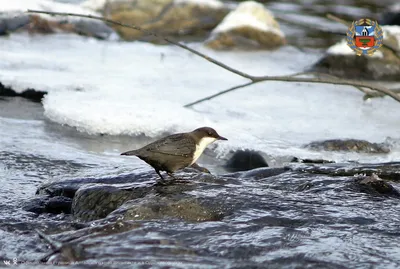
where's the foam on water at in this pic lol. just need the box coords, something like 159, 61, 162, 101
1, 33, 400, 162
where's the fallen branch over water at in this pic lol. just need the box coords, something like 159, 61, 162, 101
27, 10, 400, 106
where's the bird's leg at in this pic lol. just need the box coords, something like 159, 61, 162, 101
155, 170, 175, 186
155, 170, 165, 181
167, 172, 178, 180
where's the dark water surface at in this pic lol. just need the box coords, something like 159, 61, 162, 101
1, 0, 400, 268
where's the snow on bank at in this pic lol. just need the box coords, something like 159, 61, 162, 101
43, 92, 210, 137
211, 1, 284, 37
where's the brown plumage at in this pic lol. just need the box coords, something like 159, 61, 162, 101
121, 127, 227, 181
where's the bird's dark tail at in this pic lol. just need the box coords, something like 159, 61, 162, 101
120, 149, 140, 156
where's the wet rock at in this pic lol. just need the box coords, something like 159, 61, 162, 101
291, 157, 334, 164
221, 166, 288, 180
239, 167, 288, 179
290, 162, 400, 181
26, 15, 117, 40
71, 169, 219, 222
0, 2, 117, 40
46, 196, 73, 214
22, 196, 48, 214
224, 149, 268, 172
0, 12, 30, 35
37, 171, 155, 198
35, 165, 289, 222
0, 82, 46, 102
354, 173, 400, 197
380, 3, 400, 26
22, 196, 72, 214
304, 139, 390, 153
70, 19, 117, 40
111, 196, 224, 222
205, 1, 285, 50
98, 0, 229, 42
72, 182, 153, 222
311, 26, 400, 81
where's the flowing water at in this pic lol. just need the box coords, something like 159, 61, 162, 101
1, 0, 400, 268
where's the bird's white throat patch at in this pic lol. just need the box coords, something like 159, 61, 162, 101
191, 137, 217, 164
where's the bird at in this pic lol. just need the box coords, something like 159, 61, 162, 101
121, 127, 227, 181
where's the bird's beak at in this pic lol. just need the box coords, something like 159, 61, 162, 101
217, 135, 228, 141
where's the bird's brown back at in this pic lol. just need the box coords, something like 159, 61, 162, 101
134, 133, 197, 172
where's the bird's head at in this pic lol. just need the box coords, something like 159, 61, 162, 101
191, 127, 228, 146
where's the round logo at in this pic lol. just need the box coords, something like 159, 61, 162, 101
346, 18, 383, 56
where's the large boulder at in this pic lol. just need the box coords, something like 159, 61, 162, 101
311, 26, 400, 81
290, 162, 400, 181
380, 3, 400, 26
205, 1, 285, 50
85, 0, 229, 42
353, 173, 400, 197
304, 139, 390, 154
224, 149, 268, 172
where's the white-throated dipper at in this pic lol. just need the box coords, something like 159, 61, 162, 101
121, 127, 227, 181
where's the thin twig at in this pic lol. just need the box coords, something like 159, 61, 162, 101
186, 74, 400, 107
326, 13, 350, 27
364, 88, 400, 99
290, 71, 373, 95
26, 10, 400, 106
276, 14, 346, 36
184, 81, 258, 107
252, 75, 400, 102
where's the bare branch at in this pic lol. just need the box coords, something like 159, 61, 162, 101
290, 72, 373, 95
184, 81, 258, 108
364, 88, 400, 99
253, 75, 400, 102
185, 73, 400, 107
326, 13, 350, 27
26, 10, 400, 106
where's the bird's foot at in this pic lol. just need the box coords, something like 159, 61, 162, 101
154, 173, 190, 185
166, 172, 178, 180
168, 174, 192, 184
155, 178, 175, 186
